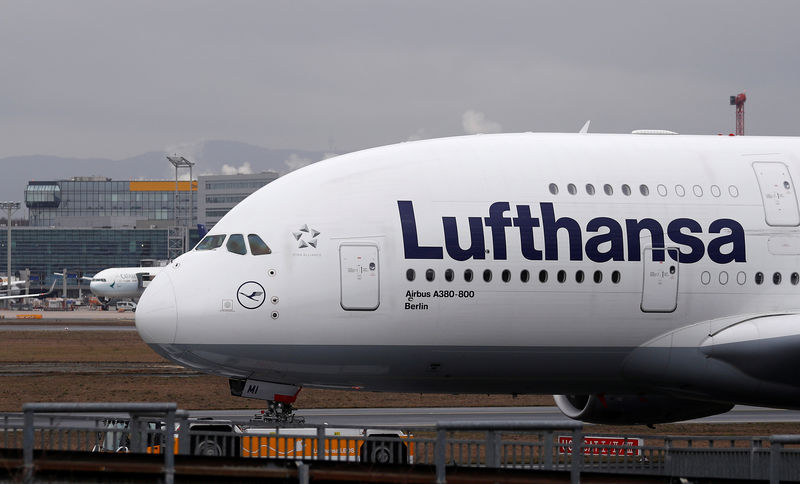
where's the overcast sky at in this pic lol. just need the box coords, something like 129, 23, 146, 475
1, 1, 798, 159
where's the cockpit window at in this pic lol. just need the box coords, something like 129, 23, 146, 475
226, 234, 247, 255
248, 234, 272, 255
196, 234, 226, 251
92, 278, 106, 282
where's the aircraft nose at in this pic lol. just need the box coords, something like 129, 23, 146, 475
135, 269, 177, 344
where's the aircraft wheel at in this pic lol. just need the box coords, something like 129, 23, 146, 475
194, 439, 223, 456
360, 439, 407, 464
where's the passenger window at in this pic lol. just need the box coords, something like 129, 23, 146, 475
675, 184, 686, 197
773, 272, 782, 285
483, 269, 492, 282
464, 269, 474, 282
792, 272, 799, 285
593, 270, 603, 283
557, 270, 567, 283
247, 234, 272, 255
520, 270, 530, 283
603, 184, 613, 196
406, 269, 416, 281
501, 269, 511, 283
640, 184, 650, 196
538, 270, 548, 283
755, 272, 764, 285
426, 269, 435, 282
611, 270, 621, 284
575, 270, 585, 283
657, 184, 668, 197
445, 269, 454, 282
549, 183, 559, 195
567, 184, 577, 195
621, 184, 631, 196
226, 234, 247, 255
196, 234, 225, 250
585, 184, 595, 195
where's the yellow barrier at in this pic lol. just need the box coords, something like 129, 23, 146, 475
16, 314, 43, 319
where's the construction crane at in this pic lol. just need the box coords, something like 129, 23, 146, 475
729, 91, 746, 136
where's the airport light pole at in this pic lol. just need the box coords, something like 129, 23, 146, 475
0, 202, 20, 301
166, 156, 195, 258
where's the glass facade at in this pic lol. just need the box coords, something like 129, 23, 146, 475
0, 228, 169, 288
204, 180, 271, 190
198, 172, 279, 228
24, 182, 61, 208
26, 179, 197, 227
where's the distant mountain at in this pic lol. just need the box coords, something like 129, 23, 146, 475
0, 140, 334, 210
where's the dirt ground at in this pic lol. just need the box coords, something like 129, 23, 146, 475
3, 330, 800, 436
0, 330, 552, 411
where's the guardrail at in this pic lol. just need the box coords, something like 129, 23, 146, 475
2, 403, 800, 483
19, 402, 182, 484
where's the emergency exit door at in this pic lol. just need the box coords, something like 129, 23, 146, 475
753, 162, 800, 226
339, 244, 380, 311
641, 247, 679, 313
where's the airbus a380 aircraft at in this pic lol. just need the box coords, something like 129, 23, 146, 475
137, 132, 800, 425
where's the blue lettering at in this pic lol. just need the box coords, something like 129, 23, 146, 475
541, 202, 583, 261
512, 205, 543, 260
667, 218, 705, 263
484, 202, 513, 260
443, 216, 486, 261
398, 201, 443, 259
707, 219, 747, 263
398, 200, 747, 265
585, 217, 624, 262
626, 218, 665, 261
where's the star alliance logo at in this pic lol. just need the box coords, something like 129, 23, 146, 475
292, 224, 321, 249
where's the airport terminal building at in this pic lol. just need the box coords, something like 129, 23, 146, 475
2, 172, 278, 292
198, 172, 279, 228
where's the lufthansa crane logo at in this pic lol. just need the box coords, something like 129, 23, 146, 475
237, 281, 266, 310
292, 224, 321, 249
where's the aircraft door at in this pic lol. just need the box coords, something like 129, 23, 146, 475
339, 243, 380, 311
752, 162, 800, 226
641, 247, 679, 313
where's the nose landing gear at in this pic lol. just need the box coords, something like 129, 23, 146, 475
229, 378, 304, 423
251, 401, 305, 424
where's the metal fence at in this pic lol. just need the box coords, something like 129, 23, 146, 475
2, 403, 800, 483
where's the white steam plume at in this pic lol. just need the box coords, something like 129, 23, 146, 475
462, 109, 502, 134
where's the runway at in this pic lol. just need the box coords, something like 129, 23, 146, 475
191, 405, 800, 428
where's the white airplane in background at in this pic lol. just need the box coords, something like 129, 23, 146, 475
0, 278, 59, 301
0, 276, 28, 295
89, 267, 162, 308
137, 131, 800, 425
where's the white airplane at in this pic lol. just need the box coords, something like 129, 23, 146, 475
0, 276, 28, 295
0, 278, 59, 300
89, 267, 162, 307
136, 132, 800, 425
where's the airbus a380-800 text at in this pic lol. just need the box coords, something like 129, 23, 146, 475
136, 132, 800, 425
